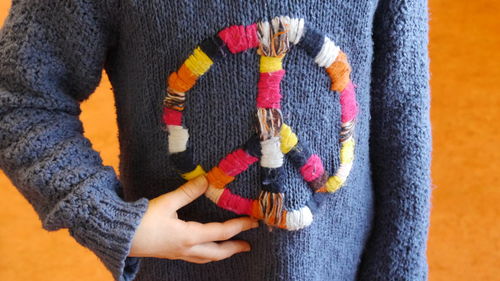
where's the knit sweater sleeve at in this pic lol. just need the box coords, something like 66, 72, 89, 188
0, 1, 149, 281
357, 0, 432, 280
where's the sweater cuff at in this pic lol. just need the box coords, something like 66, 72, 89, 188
65, 185, 149, 281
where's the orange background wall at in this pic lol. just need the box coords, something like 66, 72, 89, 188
0, 1, 498, 280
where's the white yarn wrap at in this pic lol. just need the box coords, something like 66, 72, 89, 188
257, 20, 271, 51
279, 16, 305, 45
286, 206, 314, 231
335, 161, 354, 181
167, 125, 189, 153
314, 36, 340, 67
271, 16, 281, 33
260, 136, 284, 168
204, 185, 224, 204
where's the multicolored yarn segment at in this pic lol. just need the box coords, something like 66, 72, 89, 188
162, 16, 359, 231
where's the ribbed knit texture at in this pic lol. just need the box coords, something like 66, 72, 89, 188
0, 0, 432, 281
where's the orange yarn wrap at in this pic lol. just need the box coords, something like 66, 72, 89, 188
206, 166, 235, 189
167, 63, 198, 93
326, 51, 352, 92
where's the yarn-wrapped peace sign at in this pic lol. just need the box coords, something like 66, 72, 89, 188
161, 16, 359, 231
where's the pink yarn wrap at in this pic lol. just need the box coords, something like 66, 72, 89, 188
219, 148, 259, 177
299, 154, 325, 182
340, 81, 358, 123
256, 70, 285, 108
217, 188, 253, 215
218, 23, 259, 54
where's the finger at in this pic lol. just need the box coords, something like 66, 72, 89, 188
183, 216, 259, 245
180, 256, 212, 264
163, 175, 208, 211
184, 240, 251, 262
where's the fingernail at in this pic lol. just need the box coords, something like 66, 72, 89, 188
252, 221, 259, 228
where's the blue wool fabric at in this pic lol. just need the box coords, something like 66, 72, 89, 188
0, 0, 432, 281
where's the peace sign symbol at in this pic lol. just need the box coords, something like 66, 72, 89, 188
162, 16, 359, 231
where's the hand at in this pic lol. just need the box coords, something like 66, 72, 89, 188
128, 175, 260, 263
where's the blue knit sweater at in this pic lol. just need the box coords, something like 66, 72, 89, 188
0, 0, 432, 280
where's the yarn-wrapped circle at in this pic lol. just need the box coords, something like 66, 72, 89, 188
162, 16, 359, 231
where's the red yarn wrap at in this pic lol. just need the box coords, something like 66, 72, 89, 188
162, 107, 182, 125
219, 148, 259, 177
217, 188, 253, 215
218, 23, 259, 54
256, 70, 285, 108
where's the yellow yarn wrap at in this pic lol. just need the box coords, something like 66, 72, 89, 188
280, 124, 298, 154
181, 164, 206, 180
340, 137, 355, 164
185, 47, 213, 76
325, 175, 345, 193
260, 56, 283, 73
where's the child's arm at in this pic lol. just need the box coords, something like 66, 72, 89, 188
357, 0, 432, 280
0, 2, 258, 280
0, 1, 148, 280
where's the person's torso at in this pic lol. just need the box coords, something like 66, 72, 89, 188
105, 1, 378, 280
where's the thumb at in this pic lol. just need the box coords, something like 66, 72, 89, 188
162, 175, 209, 211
